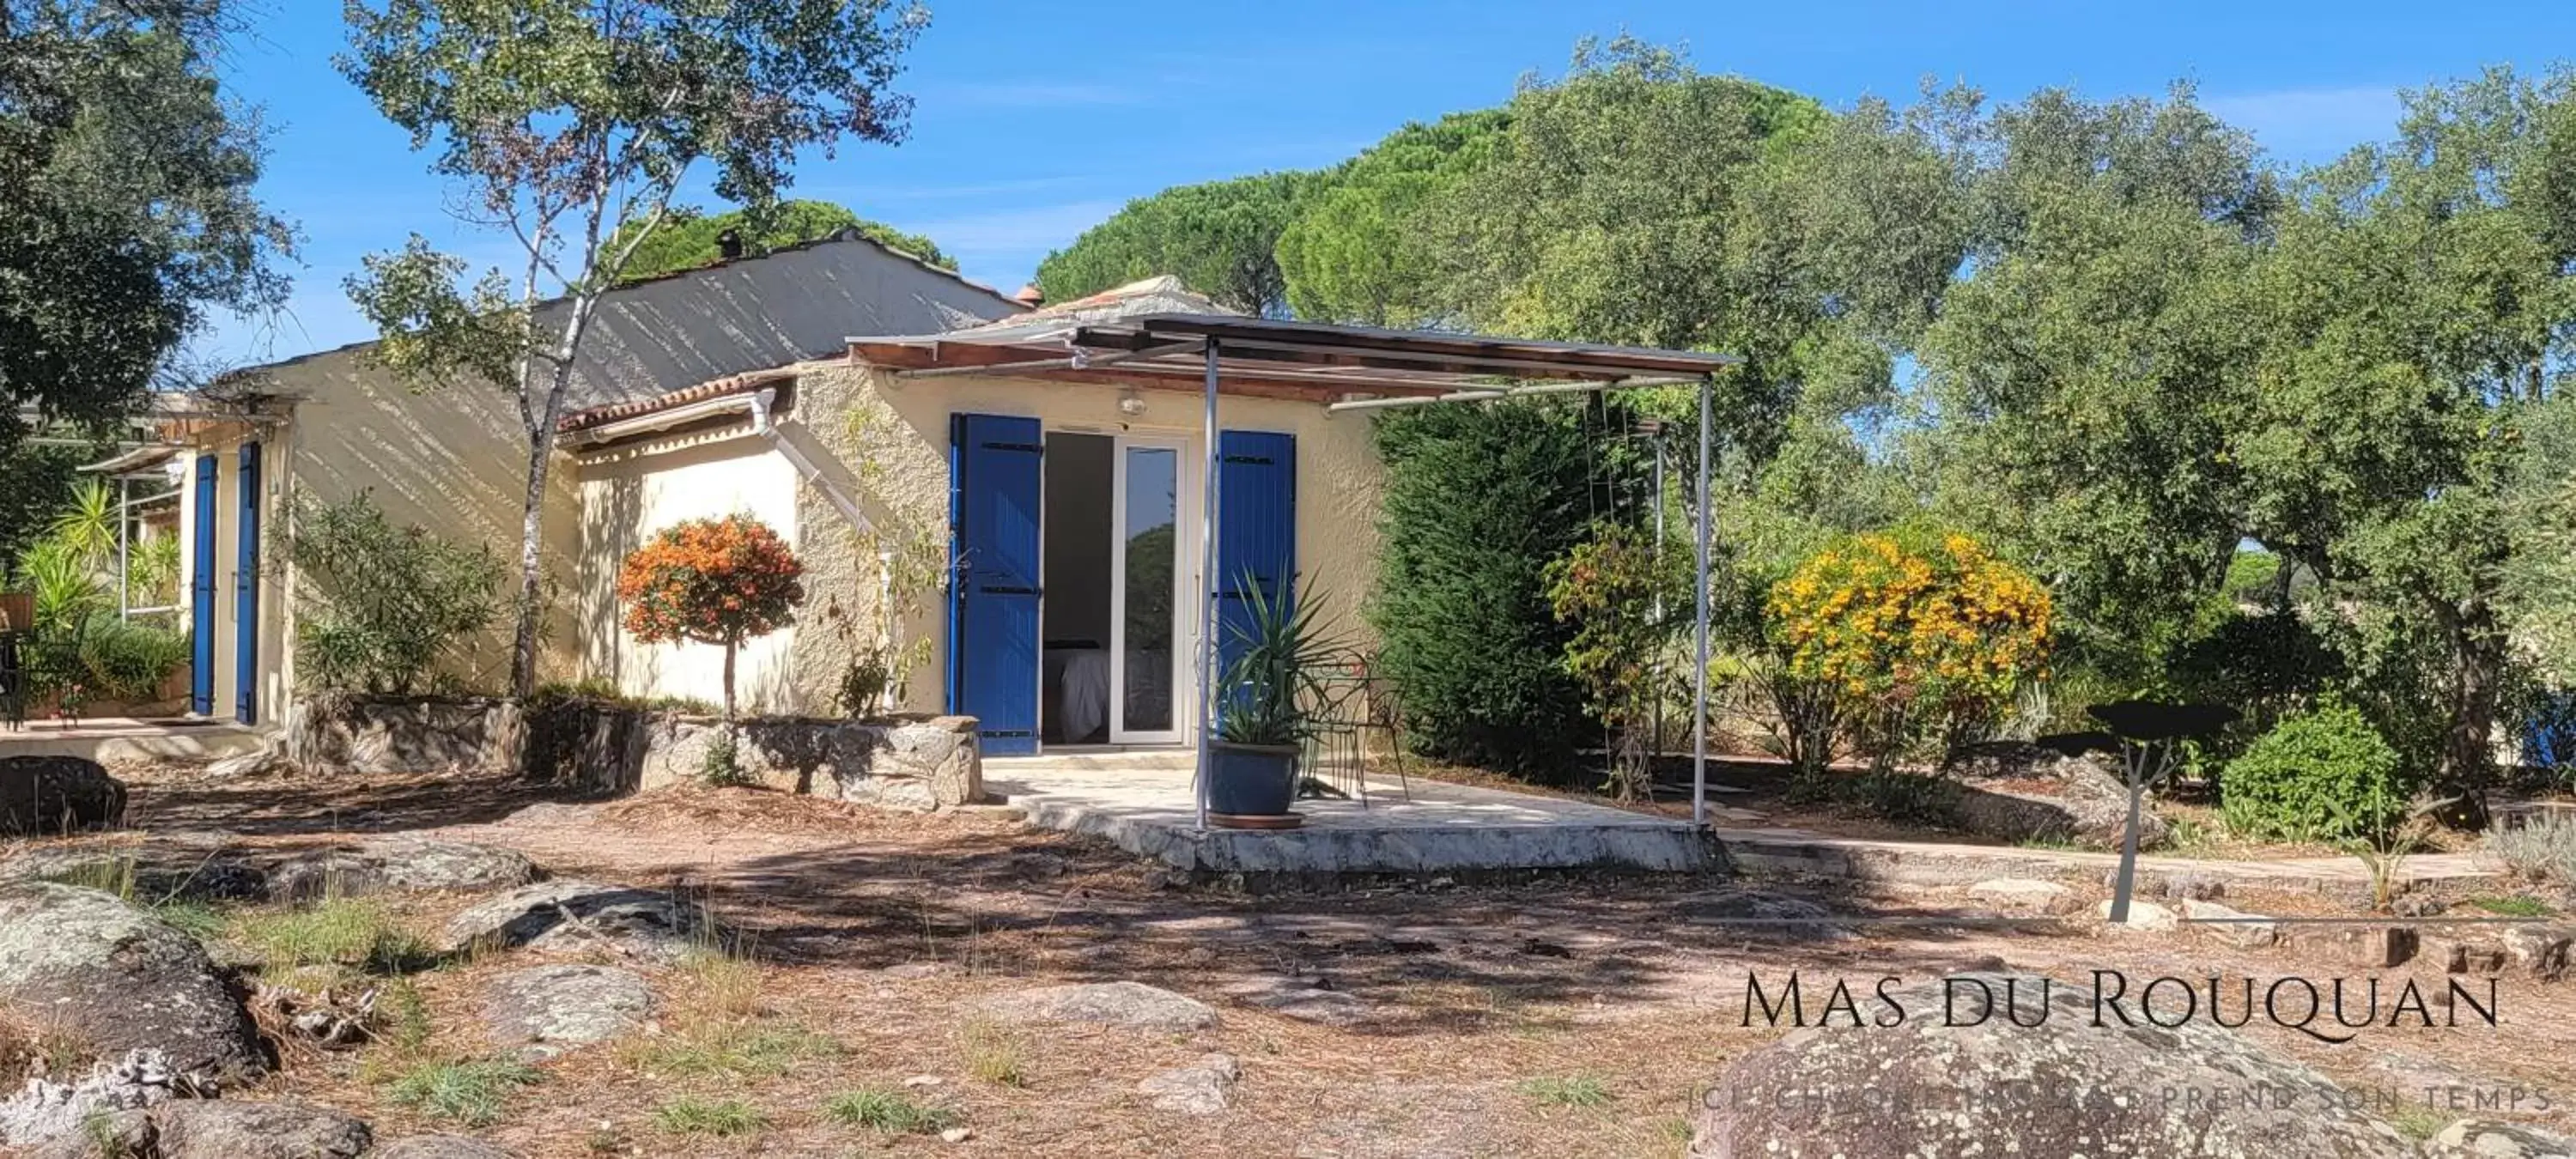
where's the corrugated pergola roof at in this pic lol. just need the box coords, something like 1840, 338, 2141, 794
848, 282, 1738, 402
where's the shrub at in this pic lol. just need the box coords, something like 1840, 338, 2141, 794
617, 514, 805, 719
279, 491, 507, 695
1768, 531, 2053, 770
9, 528, 191, 705
2487, 816, 2576, 885
1369, 401, 1601, 772
2221, 701, 2409, 842
1546, 524, 1686, 798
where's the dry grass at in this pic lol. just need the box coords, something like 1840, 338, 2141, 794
957, 1016, 1030, 1088
102, 761, 2576, 1157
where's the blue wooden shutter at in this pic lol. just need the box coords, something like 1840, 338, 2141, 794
234, 443, 262, 725
1214, 430, 1296, 687
190, 454, 217, 715
948, 414, 1043, 755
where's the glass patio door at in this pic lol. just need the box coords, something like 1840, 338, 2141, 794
1110, 439, 1182, 743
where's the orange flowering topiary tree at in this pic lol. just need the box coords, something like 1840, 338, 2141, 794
1768, 531, 2054, 770
617, 514, 807, 721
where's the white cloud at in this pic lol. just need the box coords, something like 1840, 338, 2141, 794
2202, 85, 2404, 165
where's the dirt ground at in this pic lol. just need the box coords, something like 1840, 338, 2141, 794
50, 762, 2576, 1157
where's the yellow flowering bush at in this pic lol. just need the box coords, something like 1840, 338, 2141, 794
1767, 532, 2053, 765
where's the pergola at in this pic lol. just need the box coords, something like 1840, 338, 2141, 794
854, 312, 1741, 828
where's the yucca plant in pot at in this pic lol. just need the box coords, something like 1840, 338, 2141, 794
1207, 577, 1346, 828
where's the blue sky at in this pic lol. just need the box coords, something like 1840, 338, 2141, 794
202, 0, 2576, 366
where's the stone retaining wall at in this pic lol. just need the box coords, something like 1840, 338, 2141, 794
283, 696, 519, 774
286, 696, 981, 810
636, 714, 981, 810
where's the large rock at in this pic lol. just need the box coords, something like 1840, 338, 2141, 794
0, 756, 126, 836
1690, 972, 2413, 1158
483, 964, 653, 1058
2424, 1119, 2575, 1158
0, 832, 268, 903
981, 981, 1217, 1032
1137, 1053, 1239, 1115
0, 883, 265, 1083
2500, 923, 2573, 981
0, 1050, 189, 1148
269, 836, 539, 901
439, 878, 722, 963
1947, 743, 2167, 851
150, 1098, 371, 1159
1965, 878, 2079, 914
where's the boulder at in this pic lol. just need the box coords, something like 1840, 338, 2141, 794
0, 1049, 189, 1148
1965, 878, 2079, 914
981, 981, 1217, 1032
483, 964, 653, 1059
2093, 898, 2178, 932
1947, 744, 2167, 851
2422, 931, 2510, 975
2424, 1119, 2575, 1158
1137, 1053, 1239, 1115
269, 836, 538, 901
1228, 977, 1375, 1027
2280, 923, 2417, 969
0, 833, 268, 903
2178, 898, 2277, 949
0, 883, 265, 1082
2499, 924, 2572, 981
372, 1134, 519, 1159
24, 1108, 151, 1159
439, 879, 722, 963
150, 1098, 370, 1159
0, 756, 126, 836
1690, 972, 2413, 1158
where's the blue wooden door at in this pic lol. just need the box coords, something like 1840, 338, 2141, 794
949, 414, 1043, 755
234, 443, 261, 724
1214, 430, 1296, 691
190, 454, 216, 715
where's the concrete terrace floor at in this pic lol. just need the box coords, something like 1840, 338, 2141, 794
984, 755, 1721, 876
0, 715, 263, 762
987, 750, 2503, 894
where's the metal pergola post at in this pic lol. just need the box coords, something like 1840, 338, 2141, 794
1692, 374, 1713, 827
117, 476, 131, 619
1194, 338, 1224, 831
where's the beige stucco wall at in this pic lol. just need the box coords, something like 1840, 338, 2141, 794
776, 362, 1387, 740
172, 350, 585, 726
571, 430, 807, 713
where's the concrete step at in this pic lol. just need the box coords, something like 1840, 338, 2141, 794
987, 747, 1199, 774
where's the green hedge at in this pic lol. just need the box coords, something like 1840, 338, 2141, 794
1366, 401, 1600, 772
2221, 701, 2409, 842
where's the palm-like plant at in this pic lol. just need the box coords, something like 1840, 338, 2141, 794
1215, 578, 1348, 748
45, 481, 118, 568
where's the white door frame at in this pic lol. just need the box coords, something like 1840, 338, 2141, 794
1109, 433, 1188, 744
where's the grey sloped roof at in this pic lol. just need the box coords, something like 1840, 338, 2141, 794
223, 231, 1026, 410
848, 275, 1239, 349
